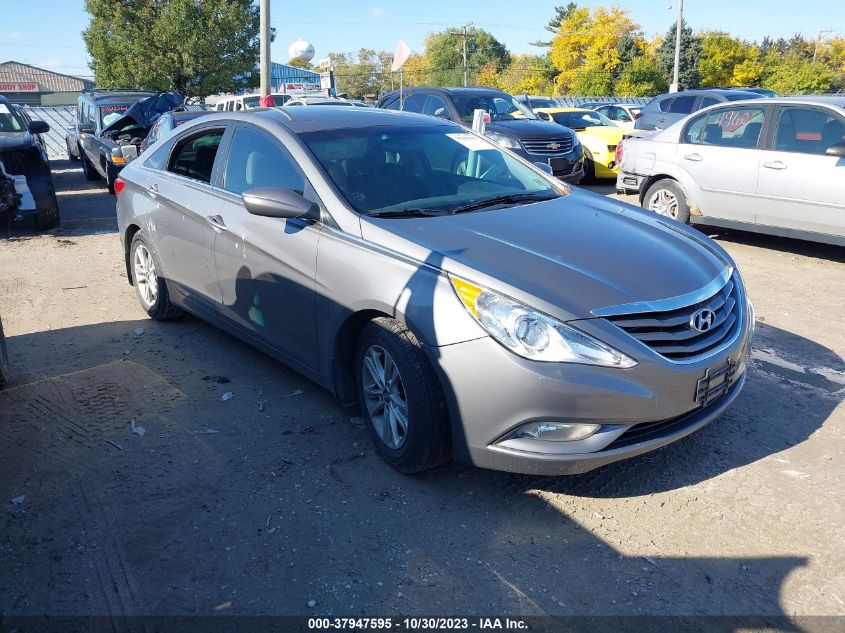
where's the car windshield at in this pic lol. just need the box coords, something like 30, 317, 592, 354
452, 93, 538, 122
549, 110, 615, 129
301, 124, 563, 216
99, 104, 130, 127
0, 103, 24, 132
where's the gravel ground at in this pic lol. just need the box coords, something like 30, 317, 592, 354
1, 162, 843, 624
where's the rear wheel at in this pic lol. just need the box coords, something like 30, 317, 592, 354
80, 147, 100, 181
355, 318, 450, 473
644, 178, 690, 224
130, 232, 182, 320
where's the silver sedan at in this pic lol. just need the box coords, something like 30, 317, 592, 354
115, 107, 753, 475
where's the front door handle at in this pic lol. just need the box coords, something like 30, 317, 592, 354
762, 161, 787, 170
683, 153, 703, 162
206, 215, 228, 232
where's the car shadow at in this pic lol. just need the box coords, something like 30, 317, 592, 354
694, 224, 845, 263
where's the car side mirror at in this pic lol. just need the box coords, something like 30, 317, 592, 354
825, 141, 845, 158
538, 112, 551, 121
242, 187, 319, 221
433, 108, 449, 119
533, 162, 554, 175
28, 120, 50, 134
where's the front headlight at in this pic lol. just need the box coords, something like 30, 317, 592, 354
451, 277, 636, 367
484, 131, 521, 150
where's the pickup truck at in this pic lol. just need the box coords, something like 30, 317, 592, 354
66, 91, 182, 193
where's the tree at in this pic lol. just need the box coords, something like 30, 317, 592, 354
287, 57, 313, 70
657, 21, 702, 90
424, 27, 510, 86
494, 54, 557, 95
762, 51, 833, 94
698, 31, 757, 87
549, 5, 643, 94
531, 3, 579, 48
84, 0, 261, 96
330, 49, 391, 98
615, 56, 668, 96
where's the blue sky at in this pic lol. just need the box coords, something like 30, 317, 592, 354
1, 0, 842, 80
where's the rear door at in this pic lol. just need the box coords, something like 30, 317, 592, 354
211, 123, 321, 369
153, 125, 229, 309
755, 105, 845, 238
676, 104, 768, 223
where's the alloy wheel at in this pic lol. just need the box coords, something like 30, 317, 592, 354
361, 345, 409, 450
648, 188, 678, 219
133, 244, 159, 308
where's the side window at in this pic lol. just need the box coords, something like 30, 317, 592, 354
381, 95, 401, 110
688, 107, 766, 149
223, 126, 308, 197
658, 97, 675, 113
668, 95, 696, 114
615, 107, 632, 122
215, 103, 224, 111
401, 93, 426, 114
423, 95, 449, 118
700, 96, 719, 109
234, 101, 243, 111
168, 129, 225, 183
595, 106, 612, 118
774, 107, 845, 155
145, 140, 171, 171
683, 114, 707, 144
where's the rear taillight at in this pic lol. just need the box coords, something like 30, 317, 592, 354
615, 141, 624, 165
633, 112, 641, 120
114, 177, 126, 196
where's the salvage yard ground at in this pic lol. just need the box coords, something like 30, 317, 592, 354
1, 162, 844, 622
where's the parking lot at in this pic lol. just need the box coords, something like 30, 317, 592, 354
1, 161, 844, 623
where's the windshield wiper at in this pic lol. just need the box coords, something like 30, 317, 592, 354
367, 207, 448, 218
450, 192, 558, 215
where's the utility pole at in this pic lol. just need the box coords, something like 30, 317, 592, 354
260, 0, 271, 96
671, 0, 684, 93
813, 30, 836, 63
462, 24, 470, 87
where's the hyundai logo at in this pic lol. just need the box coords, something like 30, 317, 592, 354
690, 308, 716, 333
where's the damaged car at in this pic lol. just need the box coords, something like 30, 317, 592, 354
69, 91, 182, 193
0, 96, 60, 230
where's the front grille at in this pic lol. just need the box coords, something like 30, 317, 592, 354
605, 275, 741, 361
521, 137, 573, 155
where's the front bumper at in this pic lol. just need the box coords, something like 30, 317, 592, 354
512, 147, 585, 183
428, 317, 751, 476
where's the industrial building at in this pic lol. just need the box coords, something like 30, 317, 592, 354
0, 61, 95, 106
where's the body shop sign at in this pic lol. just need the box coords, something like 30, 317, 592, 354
0, 82, 39, 92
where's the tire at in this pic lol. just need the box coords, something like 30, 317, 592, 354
67, 140, 79, 161
33, 183, 60, 231
355, 318, 450, 473
643, 178, 691, 224
129, 232, 182, 320
105, 163, 116, 195
581, 149, 596, 184
80, 146, 100, 181
0, 316, 9, 389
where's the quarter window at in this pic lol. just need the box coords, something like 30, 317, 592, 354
223, 126, 307, 196
401, 93, 427, 114
773, 107, 845, 155
168, 129, 225, 183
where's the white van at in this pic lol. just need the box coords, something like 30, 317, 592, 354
210, 94, 291, 111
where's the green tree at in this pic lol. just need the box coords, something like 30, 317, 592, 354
330, 49, 390, 98
424, 27, 510, 86
495, 54, 557, 95
531, 3, 579, 48
762, 52, 833, 94
657, 21, 702, 89
698, 31, 756, 87
287, 57, 313, 70
83, 0, 261, 95
615, 55, 668, 96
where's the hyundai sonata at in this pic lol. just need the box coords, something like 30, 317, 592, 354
115, 107, 752, 475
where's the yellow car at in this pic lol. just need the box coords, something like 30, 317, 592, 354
535, 108, 625, 180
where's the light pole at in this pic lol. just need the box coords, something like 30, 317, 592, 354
669, 0, 684, 93
260, 0, 272, 96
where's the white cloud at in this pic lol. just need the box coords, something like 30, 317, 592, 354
371, 7, 385, 16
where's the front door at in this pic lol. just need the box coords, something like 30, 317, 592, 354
676, 104, 767, 223
755, 105, 845, 238
211, 124, 321, 370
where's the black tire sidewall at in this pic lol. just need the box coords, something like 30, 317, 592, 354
644, 179, 691, 224
354, 319, 448, 471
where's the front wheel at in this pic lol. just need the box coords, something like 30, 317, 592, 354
129, 232, 182, 320
643, 178, 691, 224
67, 140, 79, 161
80, 147, 100, 181
355, 318, 450, 473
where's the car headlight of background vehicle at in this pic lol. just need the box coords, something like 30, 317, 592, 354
484, 131, 521, 150
451, 277, 636, 367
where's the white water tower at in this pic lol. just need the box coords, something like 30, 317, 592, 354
288, 40, 315, 63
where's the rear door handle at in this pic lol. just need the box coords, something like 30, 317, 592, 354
206, 215, 228, 232
146, 183, 159, 197
763, 161, 787, 170
683, 153, 703, 162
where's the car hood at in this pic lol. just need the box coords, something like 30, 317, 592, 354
487, 118, 574, 139
0, 131, 35, 152
101, 92, 184, 134
575, 125, 625, 148
360, 189, 731, 321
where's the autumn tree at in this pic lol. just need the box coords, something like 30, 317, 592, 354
550, 5, 643, 95
698, 32, 758, 86
615, 55, 667, 96
495, 54, 557, 95
84, 0, 261, 95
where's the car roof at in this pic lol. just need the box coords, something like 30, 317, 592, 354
205, 107, 456, 134
717, 96, 845, 109
84, 91, 157, 105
